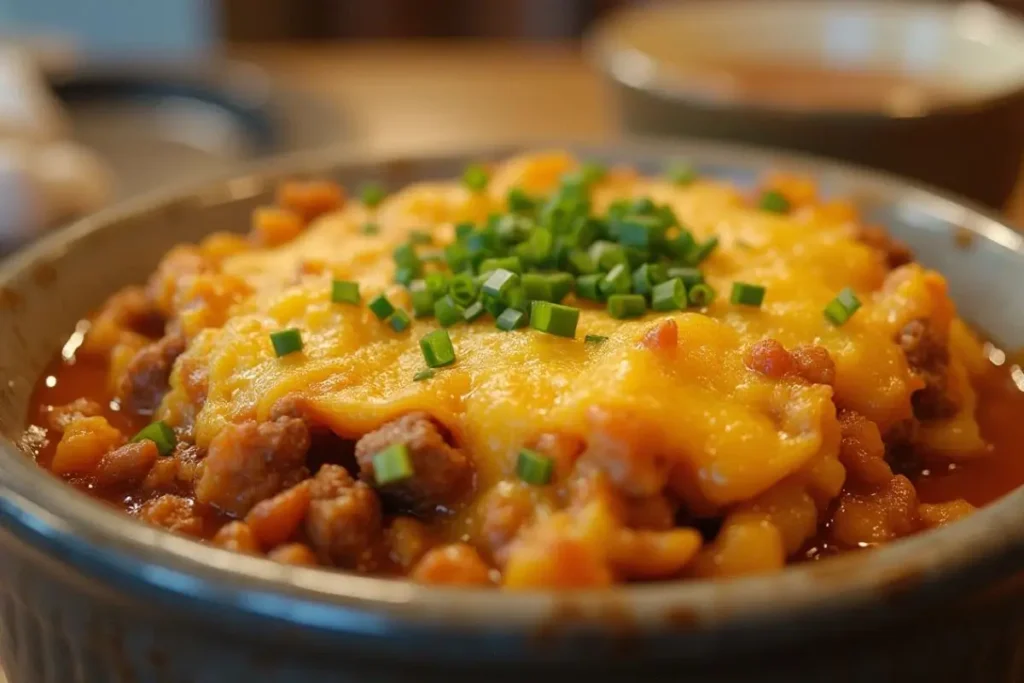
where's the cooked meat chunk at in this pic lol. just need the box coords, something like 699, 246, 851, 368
858, 225, 914, 269
94, 440, 159, 488
45, 398, 104, 432
142, 443, 203, 493
837, 410, 893, 488
790, 345, 836, 386
744, 339, 793, 379
830, 475, 920, 547
897, 319, 959, 420
275, 179, 345, 222
305, 464, 382, 566
478, 482, 535, 562
81, 286, 164, 355
245, 480, 312, 548
194, 417, 310, 517
268, 543, 318, 566
118, 332, 187, 415
138, 494, 204, 537
581, 406, 669, 497
212, 521, 261, 554
355, 412, 472, 512
411, 544, 493, 586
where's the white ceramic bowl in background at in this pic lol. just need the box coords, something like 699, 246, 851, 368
588, 0, 1024, 209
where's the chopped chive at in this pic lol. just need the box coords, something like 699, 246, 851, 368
667, 230, 696, 259
270, 328, 303, 357
388, 309, 411, 332
482, 293, 506, 318
394, 265, 420, 286
455, 222, 476, 240
548, 272, 575, 303
589, 241, 628, 271
463, 164, 490, 192
688, 283, 716, 307
666, 267, 705, 288
607, 294, 646, 319
419, 329, 456, 368
373, 444, 414, 485
479, 256, 523, 275
393, 243, 420, 269
434, 295, 464, 327
448, 274, 479, 307
368, 294, 396, 320
616, 215, 663, 248
759, 190, 791, 214
360, 183, 386, 208
482, 268, 520, 298
667, 162, 698, 186
463, 301, 486, 322
599, 263, 632, 297
652, 278, 687, 311
413, 368, 435, 382
576, 273, 604, 301
584, 334, 609, 344
632, 263, 666, 296
730, 282, 766, 307
361, 222, 380, 235
687, 236, 719, 265
522, 273, 555, 302
504, 285, 528, 312
331, 280, 360, 305
131, 420, 176, 456
516, 449, 554, 485
530, 301, 580, 338
567, 250, 598, 275
824, 287, 862, 325
496, 308, 526, 331
507, 187, 536, 213
409, 281, 435, 318
580, 162, 607, 186
424, 273, 449, 298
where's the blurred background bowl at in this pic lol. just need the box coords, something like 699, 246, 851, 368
588, 0, 1024, 209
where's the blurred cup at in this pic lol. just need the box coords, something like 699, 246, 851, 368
588, 0, 1024, 209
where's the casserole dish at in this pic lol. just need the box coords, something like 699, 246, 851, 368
2, 140, 1024, 682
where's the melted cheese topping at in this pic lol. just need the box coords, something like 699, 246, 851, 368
160, 151, 983, 515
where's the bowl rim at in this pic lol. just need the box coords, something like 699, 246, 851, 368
2, 137, 1024, 653
586, 0, 1024, 121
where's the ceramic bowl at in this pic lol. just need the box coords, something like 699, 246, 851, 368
587, 0, 1024, 210
2, 141, 1024, 683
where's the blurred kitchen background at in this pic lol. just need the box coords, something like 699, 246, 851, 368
0, 0, 1022, 249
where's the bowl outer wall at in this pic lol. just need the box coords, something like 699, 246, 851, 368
1, 140, 1024, 668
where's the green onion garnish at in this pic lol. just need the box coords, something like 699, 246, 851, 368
482, 268, 519, 298
360, 183, 386, 208
368, 294, 396, 320
576, 273, 604, 301
433, 295, 464, 327
759, 190, 791, 214
516, 449, 554, 485
410, 280, 435, 318
522, 273, 555, 302
330, 280, 360, 305
584, 334, 609, 344
549, 272, 575, 303
131, 420, 176, 456
599, 263, 632, 297
688, 284, 716, 307
270, 328, 303, 357
388, 309, 411, 332
824, 287, 862, 326
463, 164, 490, 192
393, 243, 419, 268
687, 236, 719, 265
666, 267, 705, 288
651, 278, 687, 311
580, 162, 607, 186
413, 368, 435, 382
372, 444, 414, 485
463, 301, 486, 322
507, 187, 536, 213
496, 308, 526, 331
483, 293, 506, 318
530, 301, 580, 338
730, 282, 766, 307
567, 250, 597, 275
632, 263, 665, 296
419, 329, 456, 368
479, 256, 523, 275
667, 162, 697, 186
607, 294, 646, 319
448, 274, 479, 307
362, 222, 380, 235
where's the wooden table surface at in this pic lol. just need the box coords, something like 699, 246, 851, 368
233, 42, 1024, 226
